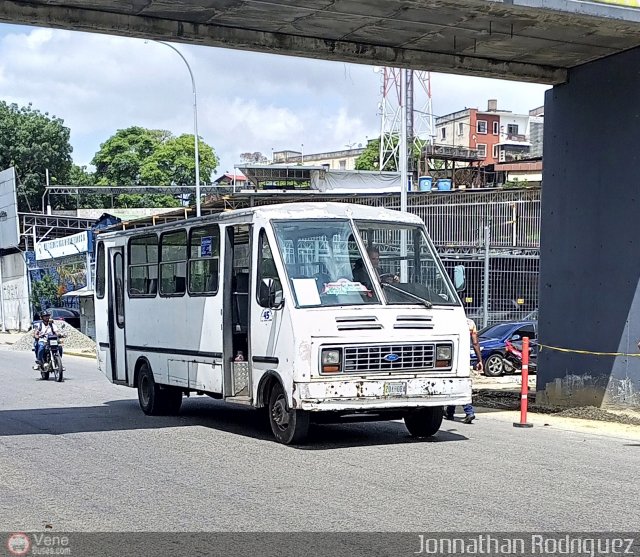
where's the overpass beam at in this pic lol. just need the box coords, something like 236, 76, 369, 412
0, 0, 567, 84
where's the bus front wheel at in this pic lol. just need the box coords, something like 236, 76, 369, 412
268, 383, 309, 445
404, 407, 443, 438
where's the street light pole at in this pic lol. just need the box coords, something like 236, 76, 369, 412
400, 68, 408, 213
399, 68, 408, 282
154, 41, 201, 217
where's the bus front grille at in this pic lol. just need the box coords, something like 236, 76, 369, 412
343, 344, 436, 373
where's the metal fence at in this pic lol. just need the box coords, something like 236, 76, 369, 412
440, 253, 539, 328
250, 187, 541, 325
413, 187, 541, 326
250, 187, 541, 249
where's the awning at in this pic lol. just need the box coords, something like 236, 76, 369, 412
61, 287, 94, 298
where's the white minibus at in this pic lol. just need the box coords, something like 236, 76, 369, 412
94, 202, 471, 444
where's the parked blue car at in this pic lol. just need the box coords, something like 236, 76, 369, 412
470, 320, 538, 377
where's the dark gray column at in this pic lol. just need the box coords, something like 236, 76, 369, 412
538, 46, 640, 408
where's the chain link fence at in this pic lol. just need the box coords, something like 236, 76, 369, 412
250, 187, 541, 325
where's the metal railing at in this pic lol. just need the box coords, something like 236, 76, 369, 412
95, 187, 542, 326
251, 188, 541, 325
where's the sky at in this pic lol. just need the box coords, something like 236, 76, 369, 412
0, 23, 550, 180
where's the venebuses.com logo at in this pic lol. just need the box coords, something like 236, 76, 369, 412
6, 532, 31, 556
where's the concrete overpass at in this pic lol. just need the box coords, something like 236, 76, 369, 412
2, 0, 640, 84
2, 0, 640, 408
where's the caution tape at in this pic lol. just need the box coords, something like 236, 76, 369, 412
538, 343, 640, 357
589, 0, 640, 8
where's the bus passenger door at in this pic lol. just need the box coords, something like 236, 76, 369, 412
223, 224, 252, 398
250, 229, 284, 378
107, 247, 127, 383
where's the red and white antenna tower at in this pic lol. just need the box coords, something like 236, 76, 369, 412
378, 69, 434, 174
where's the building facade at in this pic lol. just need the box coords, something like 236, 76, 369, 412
272, 147, 365, 171
436, 100, 540, 167
213, 172, 250, 189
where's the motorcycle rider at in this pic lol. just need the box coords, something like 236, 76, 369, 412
32, 310, 64, 370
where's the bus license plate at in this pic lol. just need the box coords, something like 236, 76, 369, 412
384, 382, 406, 397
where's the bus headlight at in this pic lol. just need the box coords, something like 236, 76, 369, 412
435, 344, 453, 368
321, 349, 342, 373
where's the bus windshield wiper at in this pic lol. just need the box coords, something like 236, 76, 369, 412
381, 282, 432, 308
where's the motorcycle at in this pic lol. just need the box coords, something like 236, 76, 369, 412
37, 333, 64, 382
502, 338, 537, 375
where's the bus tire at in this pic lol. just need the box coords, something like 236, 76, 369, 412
160, 386, 183, 415
137, 362, 183, 416
268, 382, 309, 445
404, 407, 443, 438
138, 363, 159, 415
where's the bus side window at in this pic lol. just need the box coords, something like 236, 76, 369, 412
188, 225, 220, 295
96, 242, 106, 299
128, 234, 158, 298
257, 229, 282, 308
160, 229, 187, 297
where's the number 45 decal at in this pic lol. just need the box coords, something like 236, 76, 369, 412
260, 309, 273, 322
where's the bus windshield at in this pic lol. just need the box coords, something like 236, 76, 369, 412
272, 219, 380, 307
354, 220, 459, 307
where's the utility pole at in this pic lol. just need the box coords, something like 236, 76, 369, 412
153, 41, 201, 217
483, 224, 491, 328
400, 68, 409, 282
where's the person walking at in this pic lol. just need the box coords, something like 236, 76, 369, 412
445, 318, 483, 423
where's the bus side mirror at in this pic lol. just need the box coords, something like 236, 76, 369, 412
261, 278, 284, 310
453, 265, 466, 292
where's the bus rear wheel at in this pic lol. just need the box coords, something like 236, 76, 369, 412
404, 407, 443, 438
268, 383, 309, 445
137, 362, 182, 416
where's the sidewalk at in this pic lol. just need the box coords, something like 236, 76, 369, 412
0, 331, 96, 359
471, 372, 640, 439
473, 372, 536, 392
0, 332, 24, 345
476, 406, 640, 441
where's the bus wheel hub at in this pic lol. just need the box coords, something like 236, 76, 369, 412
272, 398, 290, 427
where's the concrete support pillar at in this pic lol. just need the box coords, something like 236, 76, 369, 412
537, 46, 640, 408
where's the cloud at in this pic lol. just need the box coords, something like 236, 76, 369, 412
0, 24, 550, 177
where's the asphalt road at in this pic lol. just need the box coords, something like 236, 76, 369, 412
1, 349, 639, 533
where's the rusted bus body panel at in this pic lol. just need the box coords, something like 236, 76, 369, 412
294, 377, 471, 411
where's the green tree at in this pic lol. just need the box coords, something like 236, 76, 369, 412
240, 151, 269, 164
69, 164, 95, 186
68, 164, 105, 208
92, 127, 219, 208
31, 274, 60, 313
355, 136, 426, 172
355, 138, 384, 171
0, 102, 73, 212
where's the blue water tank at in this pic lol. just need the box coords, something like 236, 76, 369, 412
436, 179, 452, 191
418, 176, 433, 191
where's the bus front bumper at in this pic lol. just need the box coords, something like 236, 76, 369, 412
293, 377, 472, 412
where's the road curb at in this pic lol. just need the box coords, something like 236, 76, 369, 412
65, 351, 97, 360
